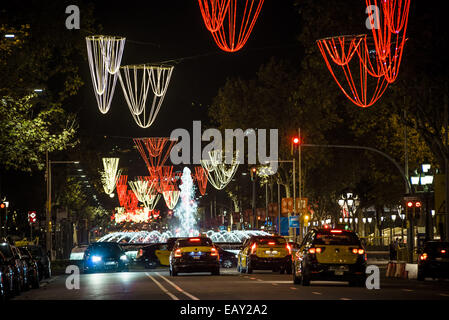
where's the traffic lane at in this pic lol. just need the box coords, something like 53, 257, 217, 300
154, 268, 449, 300
13, 271, 171, 300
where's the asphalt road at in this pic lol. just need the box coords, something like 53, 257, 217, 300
12, 267, 449, 300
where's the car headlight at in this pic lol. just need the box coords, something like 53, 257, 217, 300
91, 255, 102, 263
120, 255, 128, 261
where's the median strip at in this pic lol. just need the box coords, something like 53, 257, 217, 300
145, 272, 179, 300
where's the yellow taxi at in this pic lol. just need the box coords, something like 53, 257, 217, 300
292, 227, 367, 286
169, 237, 220, 276
237, 236, 292, 274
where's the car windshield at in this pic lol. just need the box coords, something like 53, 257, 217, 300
0, 244, 13, 258
313, 232, 360, 246
177, 238, 212, 247
88, 243, 122, 255
255, 237, 286, 245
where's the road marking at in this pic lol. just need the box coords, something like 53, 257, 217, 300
402, 289, 414, 292
250, 277, 257, 280
272, 283, 278, 286
257, 279, 263, 282
340, 298, 352, 300
312, 292, 322, 295
290, 287, 297, 290
440, 293, 449, 297
145, 273, 179, 300
156, 273, 200, 301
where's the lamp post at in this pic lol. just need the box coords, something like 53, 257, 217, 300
338, 193, 359, 231
45, 153, 80, 261
410, 163, 435, 241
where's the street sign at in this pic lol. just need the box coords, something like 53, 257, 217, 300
289, 215, 300, 228
28, 211, 37, 224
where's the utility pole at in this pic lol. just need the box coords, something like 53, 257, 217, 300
445, 90, 449, 241
298, 128, 302, 242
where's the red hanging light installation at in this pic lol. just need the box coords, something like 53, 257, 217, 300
134, 137, 176, 177
125, 190, 139, 212
317, 34, 389, 108
194, 166, 208, 196
210, 0, 265, 52
116, 175, 129, 207
365, 0, 410, 83
198, 0, 231, 32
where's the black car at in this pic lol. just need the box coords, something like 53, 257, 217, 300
25, 245, 51, 280
0, 251, 14, 301
18, 247, 40, 289
83, 242, 130, 273
215, 245, 238, 268
418, 241, 449, 281
135, 243, 170, 269
169, 237, 220, 276
0, 242, 28, 294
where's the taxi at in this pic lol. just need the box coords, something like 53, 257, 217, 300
169, 237, 220, 276
237, 236, 292, 274
292, 228, 366, 286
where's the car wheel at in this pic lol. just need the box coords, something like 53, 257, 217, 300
246, 259, 253, 274
301, 265, 311, 286
222, 259, 233, 269
417, 270, 425, 281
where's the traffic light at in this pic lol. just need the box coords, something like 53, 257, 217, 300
405, 200, 422, 219
0, 203, 5, 209
291, 136, 301, 155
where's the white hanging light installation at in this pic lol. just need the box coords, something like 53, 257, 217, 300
128, 179, 159, 210
162, 188, 180, 210
118, 64, 174, 128
200, 150, 239, 190
100, 158, 121, 195
86, 35, 126, 114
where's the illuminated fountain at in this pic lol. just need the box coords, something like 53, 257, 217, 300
173, 167, 199, 237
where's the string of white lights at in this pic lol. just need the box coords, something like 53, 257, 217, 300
119, 64, 174, 128
128, 179, 159, 210
162, 190, 180, 210
100, 158, 121, 195
200, 150, 239, 190
100, 36, 126, 75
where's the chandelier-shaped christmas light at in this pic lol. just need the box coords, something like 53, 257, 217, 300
119, 64, 174, 128
198, 0, 230, 32
317, 34, 389, 108
86, 35, 125, 114
200, 150, 239, 190
194, 166, 208, 195
116, 175, 129, 208
100, 158, 121, 195
128, 179, 158, 209
365, 0, 410, 83
134, 138, 177, 177
210, 0, 265, 52
159, 166, 181, 210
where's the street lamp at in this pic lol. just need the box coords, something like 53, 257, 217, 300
338, 192, 359, 231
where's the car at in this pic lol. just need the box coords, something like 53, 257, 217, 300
169, 237, 220, 276
83, 242, 130, 273
18, 247, 40, 289
0, 251, 14, 301
237, 236, 292, 274
215, 245, 238, 268
0, 242, 28, 294
292, 228, 367, 286
70, 244, 88, 261
418, 241, 449, 281
25, 245, 51, 280
135, 243, 170, 268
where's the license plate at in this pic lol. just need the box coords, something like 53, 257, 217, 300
265, 251, 278, 255
105, 261, 116, 265
330, 266, 349, 272
193, 256, 200, 260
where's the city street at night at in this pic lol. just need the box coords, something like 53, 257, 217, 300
13, 267, 449, 301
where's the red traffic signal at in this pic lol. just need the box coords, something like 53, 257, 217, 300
28, 211, 37, 224
407, 201, 413, 208
0, 203, 5, 209
292, 137, 300, 144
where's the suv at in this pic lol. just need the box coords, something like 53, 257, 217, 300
237, 236, 292, 274
292, 228, 367, 286
83, 242, 129, 273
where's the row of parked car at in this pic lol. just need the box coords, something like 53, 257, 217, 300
0, 241, 51, 301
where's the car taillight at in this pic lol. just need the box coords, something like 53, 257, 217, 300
420, 253, 428, 261
358, 249, 364, 255
315, 247, 322, 254
441, 250, 447, 254
210, 247, 218, 257
352, 248, 358, 254
308, 248, 316, 254
330, 229, 343, 233
286, 244, 292, 255
189, 238, 201, 242
137, 249, 143, 258
268, 242, 276, 245
174, 249, 182, 258
251, 243, 257, 254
